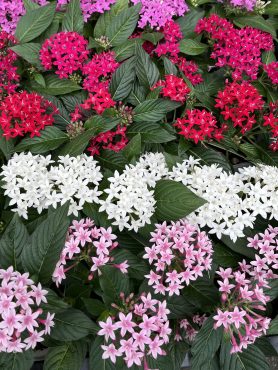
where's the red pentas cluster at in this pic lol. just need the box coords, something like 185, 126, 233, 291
82, 51, 119, 92
88, 125, 128, 156
174, 109, 224, 143
0, 31, 19, 95
178, 57, 203, 86
153, 74, 190, 103
264, 62, 278, 85
0, 92, 58, 139
196, 14, 274, 80
40, 32, 89, 79
155, 20, 183, 62
263, 102, 278, 151
215, 80, 264, 134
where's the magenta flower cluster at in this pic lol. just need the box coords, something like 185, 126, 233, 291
57, 0, 116, 21
131, 0, 188, 29
53, 218, 128, 286
143, 221, 213, 296
40, 31, 89, 79
0, 267, 54, 352
213, 226, 278, 353
98, 293, 171, 368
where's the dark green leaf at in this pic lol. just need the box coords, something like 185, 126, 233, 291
82, 298, 106, 317
188, 146, 232, 172
122, 134, 141, 161
0, 128, 15, 159
51, 308, 98, 341
11, 43, 42, 68
154, 179, 206, 221
23, 0, 40, 11
56, 127, 97, 157
177, 7, 205, 38
111, 248, 149, 279
113, 38, 139, 61
0, 351, 34, 370
21, 203, 70, 284
0, 214, 29, 270
179, 39, 208, 56
110, 56, 136, 101
268, 316, 278, 335
135, 44, 160, 88
183, 279, 219, 311
129, 122, 176, 143
213, 243, 242, 268
133, 99, 180, 122
31, 74, 81, 96
43, 341, 87, 370
15, 3, 56, 43
62, 0, 84, 34
15, 126, 68, 154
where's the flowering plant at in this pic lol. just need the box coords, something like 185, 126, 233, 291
0, 0, 278, 369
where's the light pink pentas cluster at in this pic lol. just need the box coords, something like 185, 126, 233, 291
40, 32, 89, 79
0, 266, 54, 352
213, 226, 278, 353
177, 314, 207, 342
53, 218, 128, 286
98, 292, 171, 368
217, 0, 257, 11
196, 14, 274, 80
264, 62, 278, 85
143, 220, 213, 296
131, 0, 188, 29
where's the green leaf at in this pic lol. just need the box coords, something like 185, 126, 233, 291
122, 134, 141, 161
82, 298, 106, 317
15, 3, 56, 43
21, 203, 70, 284
177, 7, 205, 38
133, 99, 180, 123
111, 248, 149, 279
191, 317, 223, 369
0, 214, 29, 270
43, 341, 87, 370
110, 56, 136, 101
11, 43, 42, 68
213, 243, 242, 268
183, 278, 219, 311
0, 128, 14, 159
141, 32, 164, 44
262, 50, 276, 64
106, 4, 141, 47
31, 74, 81, 96
264, 0, 278, 15
135, 44, 160, 88
163, 57, 178, 75
220, 342, 270, 370
264, 279, 278, 301
15, 126, 68, 154
51, 308, 98, 341
41, 289, 69, 314
233, 15, 276, 37
166, 294, 196, 318
23, 0, 40, 11
113, 38, 139, 62
99, 265, 130, 306
268, 316, 278, 335
179, 39, 208, 56
98, 150, 128, 171
148, 341, 189, 370
34, 73, 46, 87
62, 0, 84, 34
255, 337, 278, 357
188, 146, 232, 172
154, 179, 206, 221
128, 122, 175, 143
0, 351, 34, 370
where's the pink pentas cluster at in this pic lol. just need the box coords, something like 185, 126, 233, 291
264, 62, 278, 85
56, 0, 116, 21
98, 292, 171, 368
53, 218, 129, 286
215, 80, 264, 134
196, 14, 274, 80
155, 20, 183, 63
153, 74, 190, 103
213, 225, 278, 353
82, 51, 119, 92
0, 91, 58, 139
178, 57, 203, 86
219, 0, 257, 11
0, 31, 20, 95
174, 109, 225, 144
0, 266, 54, 352
40, 32, 89, 79
177, 314, 207, 342
143, 220, 213, 296
131, 0, 188, 29
88, 125, 128, 156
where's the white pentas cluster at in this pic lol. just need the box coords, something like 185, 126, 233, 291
1, 152, 102, 218
170, 158, 278, 241
99, 153, 168, 231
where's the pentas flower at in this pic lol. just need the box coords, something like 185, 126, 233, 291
0, 266, 54, 352
178, 314, 207, 342
213, 229, 277, 353
215, 81, 264, 134
53, 218, 127, 285
99, 153, 168, 231
219, 0, 256, 11
98, 293, 171, 368
153, 75, 190, 103
40, 32, 89, 79
264, 62, 278, 85
177, 57, 203, 86
144, 220, 213, 296
174, 109, 224, 143
1, 153, 103, 218
0, 31, 19, 95
131, 0, 188, 29
82, 51, 119, 92
0, 92, 58, 139
155, 20, 183, 62
57, 0, 116, 21
88, 125, 128, 156
195, 14, 274, 80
